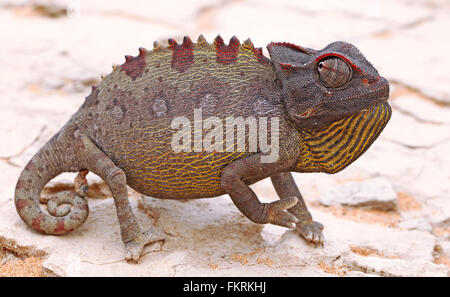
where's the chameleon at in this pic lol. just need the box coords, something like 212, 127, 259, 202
14, 35, 391, 262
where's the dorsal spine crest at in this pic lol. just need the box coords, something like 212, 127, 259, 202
182, 36, 193, 47
167, 38, 177, 48
242, 38, 254, 50
197, 34, 206, 46
267, 42, 311, 54
214, 34, 224, 47
153, 40, 161, 50
138, 47, 147, 56
101, 34, 273, 83
169, 35, 194, 72
214, 35, 240, 64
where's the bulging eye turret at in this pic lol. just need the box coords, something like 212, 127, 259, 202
317, 57, 352, 88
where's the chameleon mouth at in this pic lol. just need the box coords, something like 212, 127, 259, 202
298, 107, 318, 118
297, 94, 389, 120
369, 77, 390, 103
293, 77, 390, 126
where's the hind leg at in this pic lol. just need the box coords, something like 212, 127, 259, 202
75, 135, 165, 262
74, 169, 89, 197
271, 172, 324, 247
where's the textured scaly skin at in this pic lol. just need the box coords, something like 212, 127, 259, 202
82, 36, 281, 199
14, 35, 391, 261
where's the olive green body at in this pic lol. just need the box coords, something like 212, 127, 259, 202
75, 42, 291, 199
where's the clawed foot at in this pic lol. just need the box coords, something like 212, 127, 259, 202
267, 196, 299, 228
125, 226, 165, 263
296, 221, 324, 247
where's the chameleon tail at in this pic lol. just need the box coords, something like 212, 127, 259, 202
14, 133, 88, 235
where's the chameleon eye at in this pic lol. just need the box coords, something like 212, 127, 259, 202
317, 57, 352, 88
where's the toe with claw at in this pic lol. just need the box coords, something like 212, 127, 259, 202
125, 226, 165, 263
267, 196, 299, 228
296, 221, 324, 247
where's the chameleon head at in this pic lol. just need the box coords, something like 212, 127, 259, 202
267, 41, 390, 131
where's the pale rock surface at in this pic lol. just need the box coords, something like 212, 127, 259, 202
344, 255, 447, 277
435, 240, 450, 261
0, 184, 447, 276
356, 10, 450, 104
398, 215, 433, 232
425, 197, 450, 227
318, 177, 398, 211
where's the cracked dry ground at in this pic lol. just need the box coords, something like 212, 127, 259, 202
0, 0, 449, 276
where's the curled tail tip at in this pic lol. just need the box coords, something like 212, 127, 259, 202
16, 190, 89, 235
14, 136, 89, 235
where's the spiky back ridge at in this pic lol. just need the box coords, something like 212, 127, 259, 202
90, 34, 271, 90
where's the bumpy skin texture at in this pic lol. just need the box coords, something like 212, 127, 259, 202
14, 35, 391, 261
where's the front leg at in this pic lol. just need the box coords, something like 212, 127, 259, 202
221, 154, 299, 228
271, 172, 324, 246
